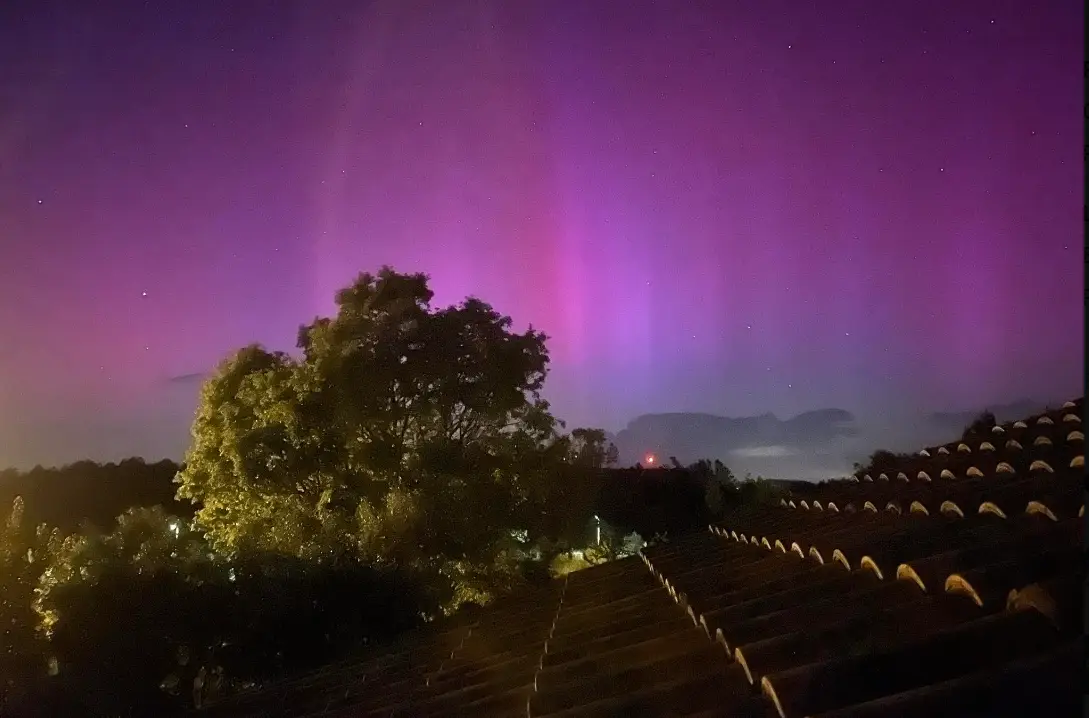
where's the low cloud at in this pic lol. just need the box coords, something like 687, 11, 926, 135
732, 445, 793, 458
166, 372, 207, 385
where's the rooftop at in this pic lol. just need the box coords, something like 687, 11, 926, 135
200, 398, 1084, 717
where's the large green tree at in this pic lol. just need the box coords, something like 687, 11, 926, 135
176, 267, 589, 609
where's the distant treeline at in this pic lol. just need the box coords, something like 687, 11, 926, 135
0, 459, 716, 542
0, 458, 190, 533
595, 467, 711, 536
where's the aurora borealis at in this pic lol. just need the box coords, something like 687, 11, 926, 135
0, 0, 1082, 469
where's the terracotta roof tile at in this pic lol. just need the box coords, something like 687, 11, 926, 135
201, 399, 1083, 717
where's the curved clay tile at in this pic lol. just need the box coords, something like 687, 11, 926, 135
832, 548, 850, 570
1062, 400, 1076, 408
1069, 455, 1084, 468
937, 446, 950, 455
965, 466, 984, 478
878, 473, 889, 481
790, 542, 805, 559
734, 647, 756, 685
809, 546, 824, 564
940, 501, 964, 518
917, 471, 931, 482
863, 474, 873, 482
940, 469, 956, 480
761, 537, 772, 550
978, 501, 1007, 519
863, 501, 878, 512
1033, 435, 1052, 447
779, 498, 788, 507
826, 502, 839, 512
859, 555, 884, 579
812, 500, 823, 511
1067, 430, 1084, 442
685, 603, 698, 626
979, 441, 995, 452
848, 475, 859, 482
896, 563, 926, 591
760, 677, 787, 718
1080, 505, 1084, 518
1005, 439, 1023, 451
886, 501, 902, 515
1025, 501, 1058, 522
774, 539, 786, 553
714, 627, 729, 655
1013, 421, 1028, 429
697, 614, 712, 641
895, 472, 908, 481
1006, 583, 1058, 624
1062, 413, 1080, 423
919, 449, 931, 457
1037, 416, 1054, 425
787, 500, 797, 509
799, 500, 810, 510
991, 425, 1005, 434
909, 501, 929, 515
1028, 460, 1054, 473
995, 461, 1015, 475
957, 443, 971, 453
945, 574, 983, 606
730, 530, 738, 541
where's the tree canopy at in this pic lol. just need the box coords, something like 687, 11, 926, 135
175, 267, 601, 611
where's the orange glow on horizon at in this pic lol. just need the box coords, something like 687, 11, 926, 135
645, 454, 656, 465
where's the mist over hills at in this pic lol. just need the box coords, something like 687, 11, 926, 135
609, 399, 1055, 481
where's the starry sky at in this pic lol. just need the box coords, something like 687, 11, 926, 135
0, 0, 1083, 469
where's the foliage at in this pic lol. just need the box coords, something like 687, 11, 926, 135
175, 268, 602, 613
0, 459, 185, 533
850, 449, 913, 479
730, 475, 788, 505
548, 552, 591, 578
961, 410, 997, 440
0, 497, 55, 711
27, 506, 429, 715
0, 268, 664, 712
595, 467, 709, 536
567, 428, 619, 469
687, 459, 737, 520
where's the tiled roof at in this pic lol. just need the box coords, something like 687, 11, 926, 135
202, 399, 1084, 717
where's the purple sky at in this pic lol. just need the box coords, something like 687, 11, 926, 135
0, 0, 1083, 468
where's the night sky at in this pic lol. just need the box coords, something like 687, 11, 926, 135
1, 0, 1083, 469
